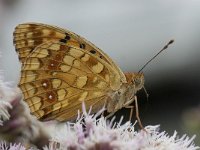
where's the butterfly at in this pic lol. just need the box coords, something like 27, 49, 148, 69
13, 23, 146, 127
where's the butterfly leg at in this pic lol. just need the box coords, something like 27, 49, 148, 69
123, 96, 135, 121
125, 96, 145, 130
105, 111, 116, 119
124, 105, 134, 121
134, 96, 145, 130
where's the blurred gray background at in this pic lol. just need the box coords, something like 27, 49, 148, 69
0, 0, 199, 144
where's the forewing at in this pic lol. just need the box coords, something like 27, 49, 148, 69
19, 41, 121, 121
14, 23, 126, 84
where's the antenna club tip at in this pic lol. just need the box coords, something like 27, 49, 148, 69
168, 39, 174, 44
138, 39, 174, 72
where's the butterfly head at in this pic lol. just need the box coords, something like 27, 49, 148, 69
125, 72, 145, 91
122, 72, 145, 106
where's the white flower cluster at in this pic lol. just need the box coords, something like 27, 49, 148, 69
0, 142, 26, 150
0, 74, 13, 126
44, 104, 199, 150
0, 101, 12, 126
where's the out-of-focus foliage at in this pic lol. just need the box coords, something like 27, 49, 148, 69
183, 105, 200, 145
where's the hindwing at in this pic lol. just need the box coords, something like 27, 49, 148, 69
19, 41, 124, 121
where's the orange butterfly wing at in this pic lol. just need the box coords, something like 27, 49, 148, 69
14, 23, 126, 87
14, 23, 128, 121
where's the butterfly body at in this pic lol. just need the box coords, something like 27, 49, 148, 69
13, 23, 144, 121
106, 73, 144, 113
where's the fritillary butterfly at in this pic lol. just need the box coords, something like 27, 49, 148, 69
13, 23, 173, 128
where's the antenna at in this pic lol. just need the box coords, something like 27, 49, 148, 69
138, 39, 174, 73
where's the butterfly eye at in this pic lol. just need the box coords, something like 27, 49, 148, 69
134, 78, 141, 86
118, 91, 121, 95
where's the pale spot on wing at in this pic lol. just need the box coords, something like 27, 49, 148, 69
20, 71, 38, 83
93, 91, 104, 97
76, 76, 88, 88
52, 100, 69, 111
52, 72, 57, 76
20, 83, 33, 91
26, 40, 35, 47
29, 99, 42, 112
26, 96, 41, 107
61, 100, 68, 107
31, 48, 49, 58
81, 54, 90, 62
18, 48, 32, 57
69, 48, 84, 58
63, 55, 75, 65
49, 43, 60, 51
78, 91, 88, 101
105, 74, 109, 82
92, 62, 104, 73
48, 94, 53, 100
96, 81, 107, 89
20, 84, 35, 97
52, 102, 61, 111
93, 77, 98, 83
40, 43, 50, 49
34, 110, 45, 119
42, 29, 51, 36
26, 32, 33, 38
57, 89, 67, 101
73, 60, 81, 67
42, 82, 48, 88
24, 58, 41, 70
60, 65, 71, 72
52, 79, 62, 88
58, 72, 77, 86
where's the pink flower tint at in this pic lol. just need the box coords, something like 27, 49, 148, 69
0, 74, 50, 149
0, 141, 26, 150
45, 103, 199, 150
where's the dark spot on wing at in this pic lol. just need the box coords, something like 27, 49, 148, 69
60, 39, 67, 43
80, 43, 86, 49
64, 33, 70, 40
90, 50, 96, 54
60, 33, 70, 43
